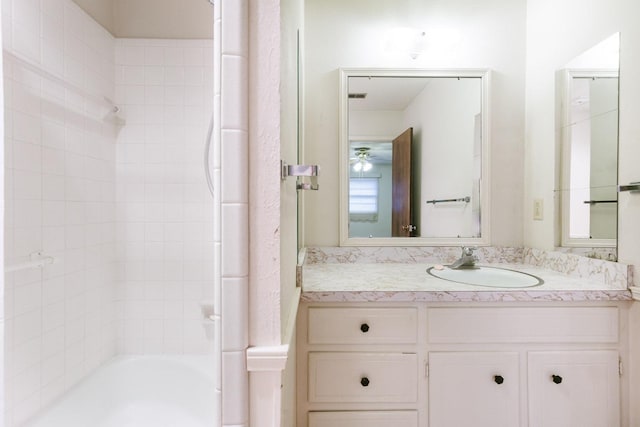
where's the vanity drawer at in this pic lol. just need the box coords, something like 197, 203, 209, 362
428, 307, 619, 343
308, 307, 418, 345
308, 352, 418, 403
309, 411, 418, 427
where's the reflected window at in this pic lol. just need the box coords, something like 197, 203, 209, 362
349, 177, 379, 221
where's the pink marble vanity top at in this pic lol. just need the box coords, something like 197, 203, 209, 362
300, 247, 633, 303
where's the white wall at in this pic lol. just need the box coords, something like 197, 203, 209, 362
303, 0, 526, 247
2, 1, 118, 424
403, 78, 481, 238
524, 0, 640, 424
114, 38, 214, 355
280, 2, 304, 425
588, 78, 618, 239
524, 0, 624, 250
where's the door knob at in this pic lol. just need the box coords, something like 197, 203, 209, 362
551, 374, 563, 384
360, 377, 370, 387
360, 323, 370, 333
494, 375, 504, 384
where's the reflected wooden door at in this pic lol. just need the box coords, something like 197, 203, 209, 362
392, 128, 413, 237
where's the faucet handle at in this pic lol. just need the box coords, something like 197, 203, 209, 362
461, 246, 477, 256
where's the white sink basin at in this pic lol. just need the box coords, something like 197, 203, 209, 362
426, 266, 544, 288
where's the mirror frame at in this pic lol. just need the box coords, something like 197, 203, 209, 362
559, 68, 619, 248
339, 68, 492, 246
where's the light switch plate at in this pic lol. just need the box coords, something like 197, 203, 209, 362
533, 199, 543, 220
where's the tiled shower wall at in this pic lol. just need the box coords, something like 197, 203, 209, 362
114, 39, 214, 355
2, 1, 118, 425
2, 2, 216, 425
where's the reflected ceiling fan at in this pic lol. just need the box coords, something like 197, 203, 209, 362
350, 147, 374, 172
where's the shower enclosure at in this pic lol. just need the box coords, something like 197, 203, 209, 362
1, 0, 223, 425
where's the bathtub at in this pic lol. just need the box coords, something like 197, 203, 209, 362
24, 356, 217, 427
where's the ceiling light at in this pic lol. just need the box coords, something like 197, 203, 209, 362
382, 27, 427, 59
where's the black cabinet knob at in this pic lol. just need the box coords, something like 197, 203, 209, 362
360, 323, 370, 333
552, 374, 563, 384
360, 377, 370, 387
494, 375, 504, 385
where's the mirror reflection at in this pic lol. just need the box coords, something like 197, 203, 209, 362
558, 33, 619, 248
342, 70, 488, 244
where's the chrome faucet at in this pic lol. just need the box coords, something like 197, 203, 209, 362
448, 246, 478, 269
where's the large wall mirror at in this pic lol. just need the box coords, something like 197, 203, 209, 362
556, 33, 619, 250
339, 69, 490, 246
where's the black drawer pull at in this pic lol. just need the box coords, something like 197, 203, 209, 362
360, 377, 370, 387
494, 375, 504, 385
552, 374, 563, 384
360, 323, 370, 333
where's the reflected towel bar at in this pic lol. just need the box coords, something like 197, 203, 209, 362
619, 182, 640, 192
426, 196, 470, 204
583, 200, 617, 205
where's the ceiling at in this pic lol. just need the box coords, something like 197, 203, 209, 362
73, 0, 213, 39
348, 77, 431, 111
348, 77, 432, 164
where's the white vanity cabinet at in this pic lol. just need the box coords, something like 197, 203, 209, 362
297, 302, 628, 427
298, 305, 422, 427
428, 350, 620, 427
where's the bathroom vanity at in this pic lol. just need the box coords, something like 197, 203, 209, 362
295, 247, 633, 427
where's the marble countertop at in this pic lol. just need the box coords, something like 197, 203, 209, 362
301, 263, 633, 302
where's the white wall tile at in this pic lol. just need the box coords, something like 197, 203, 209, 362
221, 351, 248, 425
221, 130, 248, 204
221, 278, 248, 352
220, 55, 248, 131
220, 0, 248, 57
221, 204, 248, 278
4, 1, 119, 422
115, 39, 215, 356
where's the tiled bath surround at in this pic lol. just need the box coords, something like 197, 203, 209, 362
2, 1, 217, 425
114, 38, 214, 355
2, 1, 118, 425
215, 0, 250, 425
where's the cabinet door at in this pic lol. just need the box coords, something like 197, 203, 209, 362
528, 351, 619, 427
429, 352, 520, 427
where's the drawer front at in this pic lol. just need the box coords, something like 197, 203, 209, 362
308, 352, 418, 403
308, 307, 418, 345
309, 411, 418, 427
428, 307, 618, 343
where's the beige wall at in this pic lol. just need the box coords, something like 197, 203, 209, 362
73, 0, 213, 39
303, 0, 526, 247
